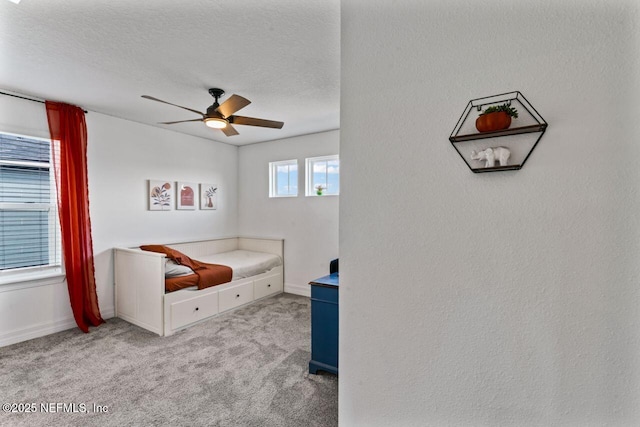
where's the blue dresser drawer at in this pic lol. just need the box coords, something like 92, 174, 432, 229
311, 284, 338, 304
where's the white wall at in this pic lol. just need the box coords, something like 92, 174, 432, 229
340, 1, 640, 426
238, 131, 339, 296
0, 95, 239, 346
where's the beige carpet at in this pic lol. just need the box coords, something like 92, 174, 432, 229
0, 293, 337, 427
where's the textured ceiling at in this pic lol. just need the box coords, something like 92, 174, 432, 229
0, 0, 340, 145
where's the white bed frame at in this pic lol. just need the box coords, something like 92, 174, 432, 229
114, 237, 284, 336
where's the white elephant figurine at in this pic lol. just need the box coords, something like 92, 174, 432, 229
470, 146, 510, 168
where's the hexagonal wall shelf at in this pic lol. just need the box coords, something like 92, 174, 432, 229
449, 91, 547, 173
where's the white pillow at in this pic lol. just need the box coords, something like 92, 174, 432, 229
165, 259, 194, 277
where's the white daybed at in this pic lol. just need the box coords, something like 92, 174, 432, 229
114, 237, 283, 336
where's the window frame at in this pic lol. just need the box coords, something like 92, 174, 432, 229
0, 131, 63, 285
269, 159, 299, 198
305, 155, 340, 197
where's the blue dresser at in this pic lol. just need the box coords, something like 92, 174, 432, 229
309, 273, 339, 375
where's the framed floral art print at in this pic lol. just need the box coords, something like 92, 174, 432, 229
148, 180, 173, 211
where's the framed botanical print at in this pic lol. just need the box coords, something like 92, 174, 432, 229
200, 183, 218, 210
148, 180, 173, 211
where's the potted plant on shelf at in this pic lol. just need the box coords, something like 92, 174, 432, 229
475, 103, 518, 133
315, 185, 325, 196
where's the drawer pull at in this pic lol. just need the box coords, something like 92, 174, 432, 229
267, 284, 271, 287
236, 294, 240, 298
195, 307, 199, 311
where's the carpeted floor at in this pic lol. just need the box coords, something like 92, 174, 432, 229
0, 293, 337, 427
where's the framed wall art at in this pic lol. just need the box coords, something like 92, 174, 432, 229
200, 183, 218, 210
148, 180, 173, 211
177, 181, 197, 210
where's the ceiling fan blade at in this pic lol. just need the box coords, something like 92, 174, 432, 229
215, 94, 251, 118
141, 95, 205, 117
159, 119, 204, 125
229, 115, 284, 129
221, 124, 239, 137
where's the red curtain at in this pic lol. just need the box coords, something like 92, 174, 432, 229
46, 101, 104, 333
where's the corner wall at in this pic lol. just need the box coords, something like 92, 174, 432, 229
238, 131, 339, 296
340, 1, 640, 425
0, 95, 239, 346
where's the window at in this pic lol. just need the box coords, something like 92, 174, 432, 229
306, 155, 340, 196
269, 159, 298, 197
0, 132, 61, 280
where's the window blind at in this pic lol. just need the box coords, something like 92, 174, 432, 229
0, 133, 61, 272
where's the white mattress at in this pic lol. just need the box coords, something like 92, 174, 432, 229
197, 250, 282, 280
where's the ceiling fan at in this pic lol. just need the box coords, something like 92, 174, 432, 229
141, 88, 284, 137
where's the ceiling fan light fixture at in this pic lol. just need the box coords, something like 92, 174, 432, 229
204, 117, 228, 129
141, 89, 283, 137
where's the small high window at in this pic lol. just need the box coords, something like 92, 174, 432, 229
269, 159, 298, 197
306, 155, 339, 196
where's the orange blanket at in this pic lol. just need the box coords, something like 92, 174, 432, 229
140, 245, 233, 291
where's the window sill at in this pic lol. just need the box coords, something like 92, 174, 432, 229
0, 269, 65, 292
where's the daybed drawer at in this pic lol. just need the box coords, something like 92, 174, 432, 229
170, 292, 219, 330
254, 274, 283, 299
219, 281, 254, 313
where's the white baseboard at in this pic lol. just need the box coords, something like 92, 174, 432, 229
284, 282, 310, 297
0, 304, 115, 348
101, 305, 115, 319
0, 317, 77, 348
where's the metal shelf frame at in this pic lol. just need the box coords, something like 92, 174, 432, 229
449, 91, 548, 173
